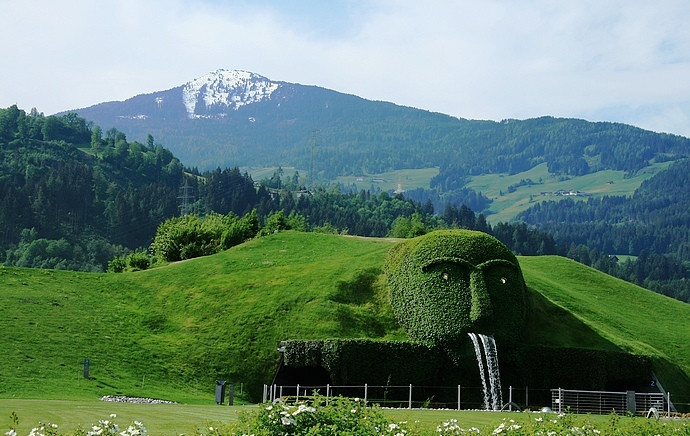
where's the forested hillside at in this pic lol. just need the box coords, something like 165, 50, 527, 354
518, 158, 690, 302
74, 72, 690, 186
0, 105, 186, 270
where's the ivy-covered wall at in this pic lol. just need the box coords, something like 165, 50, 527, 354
384, 230, 527, 345
279, 339, 654, 406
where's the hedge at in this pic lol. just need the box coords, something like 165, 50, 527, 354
280, 339, 656, 405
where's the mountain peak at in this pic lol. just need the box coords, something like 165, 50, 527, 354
182, 69, 280, 118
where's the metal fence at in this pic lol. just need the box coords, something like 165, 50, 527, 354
551, 388, 669, 415
263, 384, 675, 415
263, 384, 546, 410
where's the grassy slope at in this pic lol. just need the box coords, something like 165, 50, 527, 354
0, 233, 402, 402
520, 255, 690, 392
2, 232, 688, 403
466, 161, 672, 223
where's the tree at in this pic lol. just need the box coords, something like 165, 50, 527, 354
91, 125, 103, 154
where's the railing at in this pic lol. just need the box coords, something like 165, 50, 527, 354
264, 384, 540, 410
551, 388, 669, 415
263, 384, 676, 415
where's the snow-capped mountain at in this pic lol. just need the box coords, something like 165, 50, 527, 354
69, 68, 354, 168
70, 69, 288, 124
182, 70, 281, 118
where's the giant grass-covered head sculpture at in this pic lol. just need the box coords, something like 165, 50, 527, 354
385, 230, 527, 345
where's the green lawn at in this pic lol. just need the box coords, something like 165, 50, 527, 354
0, 233, 403, 402
1, 399, 682, 436
0, 399, 550, 435
0, 399, 248, 436
2, 232, 689, 407
519, 256, 690, 392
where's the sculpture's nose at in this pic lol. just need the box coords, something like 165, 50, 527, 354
469, 269, 494, 322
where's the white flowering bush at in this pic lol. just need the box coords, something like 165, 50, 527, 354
226, 394, 408, 436
436, 418, 480, 434
483, 412, 689, 436
5, 414, 146, 436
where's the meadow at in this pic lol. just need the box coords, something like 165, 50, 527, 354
466, 161, 672, 223
244, 162, 669, 223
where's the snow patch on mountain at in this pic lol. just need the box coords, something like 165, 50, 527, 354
182, 70, 279, 118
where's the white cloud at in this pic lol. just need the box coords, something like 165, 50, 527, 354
1, 0, 689, 136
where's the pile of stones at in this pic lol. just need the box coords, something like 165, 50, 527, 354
99, 395, 177, 404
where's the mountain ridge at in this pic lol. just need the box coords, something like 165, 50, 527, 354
69, 69, 690, 179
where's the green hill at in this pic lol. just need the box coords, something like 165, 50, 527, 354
2, 231, 688, 404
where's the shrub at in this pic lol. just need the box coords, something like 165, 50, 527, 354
151, 210, 259, 262
126, 251, 150, 271
313, 222, 339, 234
107, 256, 126, 273
228, 394, 407, 436
107, 251, 153, 273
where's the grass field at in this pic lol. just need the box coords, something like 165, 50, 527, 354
2, 232, 689, 408
241, 162, 670, 223
0, 233, 403, 402
0, 399, 249, 436
466, 161, 672, 223
335, 168, 440, 193
241, 166, 440, 193
245, 162, 669, 223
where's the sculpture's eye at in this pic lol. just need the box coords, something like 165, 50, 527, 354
423, 262, 471, 288
500, 277, 507, 284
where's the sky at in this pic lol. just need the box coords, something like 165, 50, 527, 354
2, 0, 690, 137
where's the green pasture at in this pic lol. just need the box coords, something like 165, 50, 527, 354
335, 167, 440, 192
241, 166, 300, 181
0, 233, 403, 402
520, 256, 690, 391
241, 162, 670, 223
467, 162, 672, 223
243, 166, 440, 192
2, 232, 689, 407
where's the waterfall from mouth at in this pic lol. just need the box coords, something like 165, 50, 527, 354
468, 332, 503, 410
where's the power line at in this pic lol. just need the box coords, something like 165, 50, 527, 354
178, 180, 196, 216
